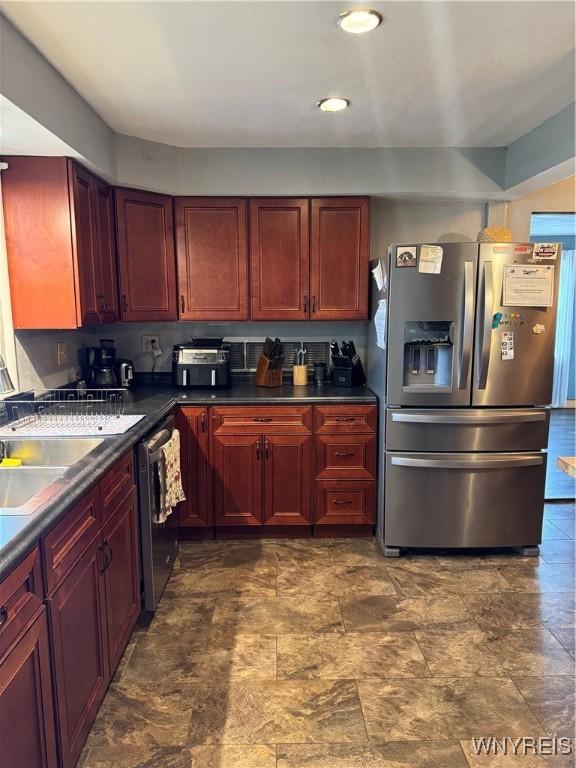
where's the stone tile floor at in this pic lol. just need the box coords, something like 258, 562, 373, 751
81, 503, 575, 767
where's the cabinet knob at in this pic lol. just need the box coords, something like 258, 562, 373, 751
335, 417, 355, 422
335, 451, 354, 457
333, 499, 352, 505
303, 295, 309, 313
312, 295, 317, 312
253, 417, 272, 422
180, 294, 186, 313
0, 605, 8, 625
122, 294, 128, 313
265, 440, 270, 460
256, 440, 261, 460
201, 412, 207, 432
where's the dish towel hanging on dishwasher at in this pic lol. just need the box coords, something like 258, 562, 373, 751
157, 428, 186, 523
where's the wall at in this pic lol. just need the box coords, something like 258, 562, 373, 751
0, 15, 115, 178
114, 134, 506, 200
506, 176, 576, 240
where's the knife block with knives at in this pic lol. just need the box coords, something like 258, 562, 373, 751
255, 337, 284, 388
330, 340, 367, 387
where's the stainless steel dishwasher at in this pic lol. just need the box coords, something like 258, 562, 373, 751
136, 415, 179, 613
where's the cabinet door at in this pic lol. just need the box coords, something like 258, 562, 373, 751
176, 198, 248, 320
69, 162, 100, 326
49, 536, 109, 768
263, 434, 312, 526
116, 188, 177, 321
212, 434, 262, 526
176, 407, 210, 527
250, 198, 309, 320
102, 489, 140, 674
93, 177, 120, 324
0, 609, 58, 768
310, 197, 370, 319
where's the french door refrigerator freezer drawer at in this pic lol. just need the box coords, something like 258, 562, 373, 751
384, 451, 546, 549
385, 408, 550, 452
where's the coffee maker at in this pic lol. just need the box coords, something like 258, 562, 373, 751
81, 339, 118, 388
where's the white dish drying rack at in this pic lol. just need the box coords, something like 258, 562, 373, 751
0, 389, 144, 436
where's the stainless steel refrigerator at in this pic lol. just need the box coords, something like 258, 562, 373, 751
367, 241, 561, 556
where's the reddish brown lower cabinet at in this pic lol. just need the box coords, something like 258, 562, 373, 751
48, 534, 109, 768
315, 434, 376, 481
213, 434, 263, 526
0, 608, 58, 768
315, 480, 376, 526
176, 407, 210, 527
102, 489, 140, 674
263, 434, 312, 525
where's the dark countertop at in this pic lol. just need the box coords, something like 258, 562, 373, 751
0, 381, 376, 580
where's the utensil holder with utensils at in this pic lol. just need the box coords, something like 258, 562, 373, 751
292, 365, 308, 386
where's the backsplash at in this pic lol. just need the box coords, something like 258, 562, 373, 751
85, 321, 370, 376
14, 330, 90, 391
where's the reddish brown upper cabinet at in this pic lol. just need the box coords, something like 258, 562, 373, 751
115, 188, 177, 321
176, 198, 249, 320
1, 157, 118, 328
310, 197, 370, 320
176, 407, 211, 527
250, 198, 310, 320
93, 177, 120, 323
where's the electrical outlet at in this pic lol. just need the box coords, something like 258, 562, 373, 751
57, 342, 70, 367
141, 335, 160, 353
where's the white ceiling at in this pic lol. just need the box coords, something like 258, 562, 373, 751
1, 1, 574, 149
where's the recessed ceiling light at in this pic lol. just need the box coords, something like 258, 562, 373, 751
337, 9, 382, 34
317, 97, 350, 112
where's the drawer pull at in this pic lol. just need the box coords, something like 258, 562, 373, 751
333, 499, 352, 505
335, 417, 355, 422
256, 440, 261, 460
253, 417, 273, 422
0, 605, 8, 625
335, 451, 354, 457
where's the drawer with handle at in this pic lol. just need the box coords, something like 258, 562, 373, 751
315, 405, 377, 434
100, 450, 136, 524
43, 487, 101, 596
211, 406, 313, 434
0, 546, 44, 659
314, 480, 376, 525
316, 434, 376, 480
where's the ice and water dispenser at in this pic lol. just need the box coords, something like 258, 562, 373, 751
403, 321, 454, 391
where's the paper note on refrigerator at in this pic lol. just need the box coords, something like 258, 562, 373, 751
418, 245, 443, 274
503, 264, 554, 307
374, 299, 387, 350
372, 261, 385, 291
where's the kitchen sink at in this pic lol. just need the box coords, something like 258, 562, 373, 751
1, 438, 103, 467
0, 467, 66, 515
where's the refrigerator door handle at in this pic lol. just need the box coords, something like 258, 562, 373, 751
477, 260, 493, 389
459, 260, 474, 389
391, 411, 547, 424
391, 455, 544, 469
